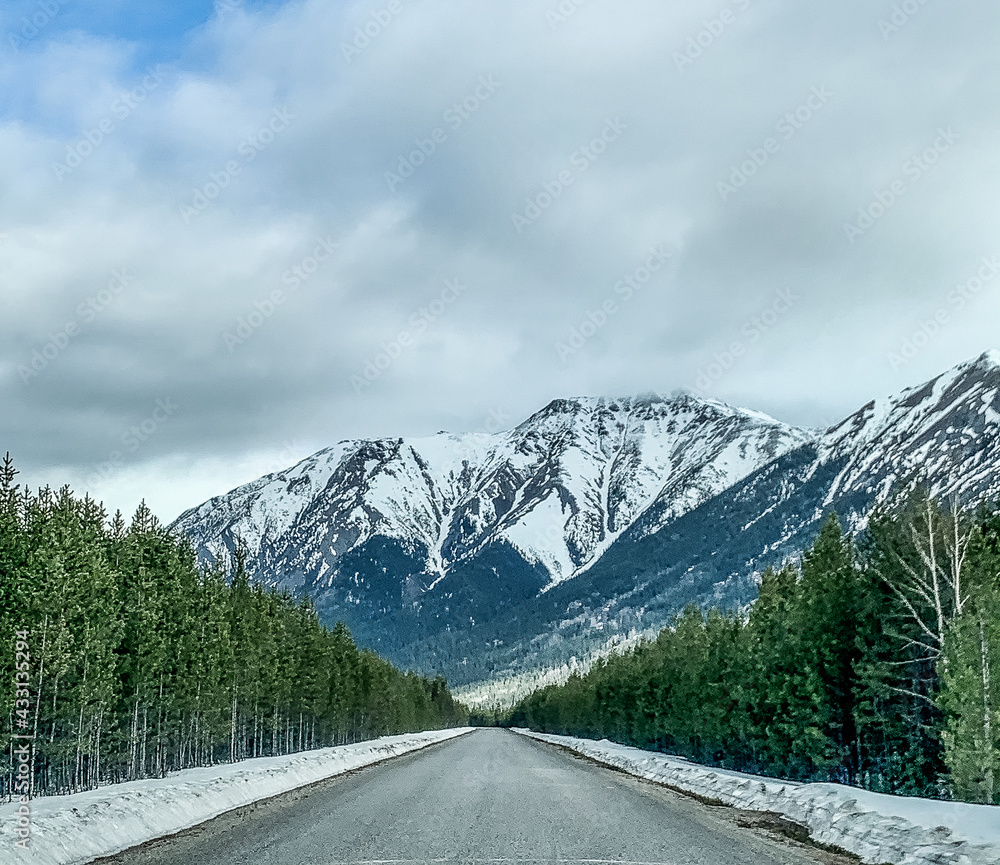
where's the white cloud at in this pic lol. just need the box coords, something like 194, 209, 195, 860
2, 0, 999, 521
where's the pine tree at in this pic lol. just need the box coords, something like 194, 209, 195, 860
2, 456, 466, 799
941, 604, 999, 803
796, 514, 862, 781
0, 454, 24, 799
939, 509, 1000, 803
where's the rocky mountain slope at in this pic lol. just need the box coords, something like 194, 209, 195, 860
172, 394, 810, 670
172, 351, 1000, 690
472, 349, 1000, 694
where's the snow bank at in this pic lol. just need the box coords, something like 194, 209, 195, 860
1, 728, 472, 865
515, 730, 1000, 865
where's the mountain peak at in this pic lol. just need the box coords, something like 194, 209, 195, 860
816, 348, 1000, 510
970, 348, 1000, 371
525, 390, 802, 431
173, 385, 811, 613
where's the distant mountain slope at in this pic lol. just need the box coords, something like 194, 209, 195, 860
461, 350, 1000, 693
171, 394, 811, 668
171, 352, 1000, 690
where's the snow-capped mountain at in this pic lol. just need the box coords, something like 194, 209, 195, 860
499, 350, 1000, 692
171, 394, 810, 663
816, 348, 1000, 510
171, 352, 1000, 689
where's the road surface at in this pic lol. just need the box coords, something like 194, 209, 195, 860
101, 728, 848, 865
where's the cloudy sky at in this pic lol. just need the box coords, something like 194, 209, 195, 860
2, 0, 999, 522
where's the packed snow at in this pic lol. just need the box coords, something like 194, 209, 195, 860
820, 350, 1000, 508
515, 730, 1000, 865
173, 393, 813, 594
0, 728, 471, 865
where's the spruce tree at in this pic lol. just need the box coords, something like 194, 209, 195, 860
1, 456, 467, 798
939, 510, 1000, 803
796, 514, 862, 781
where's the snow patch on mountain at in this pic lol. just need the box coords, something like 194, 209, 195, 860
818, 350, 1000, 507
171, 351, 1000, 691
173, 393, 812, 596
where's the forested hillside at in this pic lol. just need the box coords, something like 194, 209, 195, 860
509, 491, 1000, 805
0, 455, 466, 801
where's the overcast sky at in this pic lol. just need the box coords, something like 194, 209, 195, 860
2, 0, 999, 522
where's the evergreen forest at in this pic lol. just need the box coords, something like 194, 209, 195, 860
509, 491, 1000, 805
0, 455, 466, 800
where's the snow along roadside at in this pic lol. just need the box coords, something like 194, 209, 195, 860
514, 729, 1000, 865
2, 727, 473, 865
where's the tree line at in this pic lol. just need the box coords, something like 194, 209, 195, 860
508, 490, 999, 804
0, 455, 466, 800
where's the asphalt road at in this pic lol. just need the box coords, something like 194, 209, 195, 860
100, 729, 848, 865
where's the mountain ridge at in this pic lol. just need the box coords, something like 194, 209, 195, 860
173, 390, 813, 590
171, 351, 1000, 690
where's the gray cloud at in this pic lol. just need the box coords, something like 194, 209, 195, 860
2, 0, 999, 520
